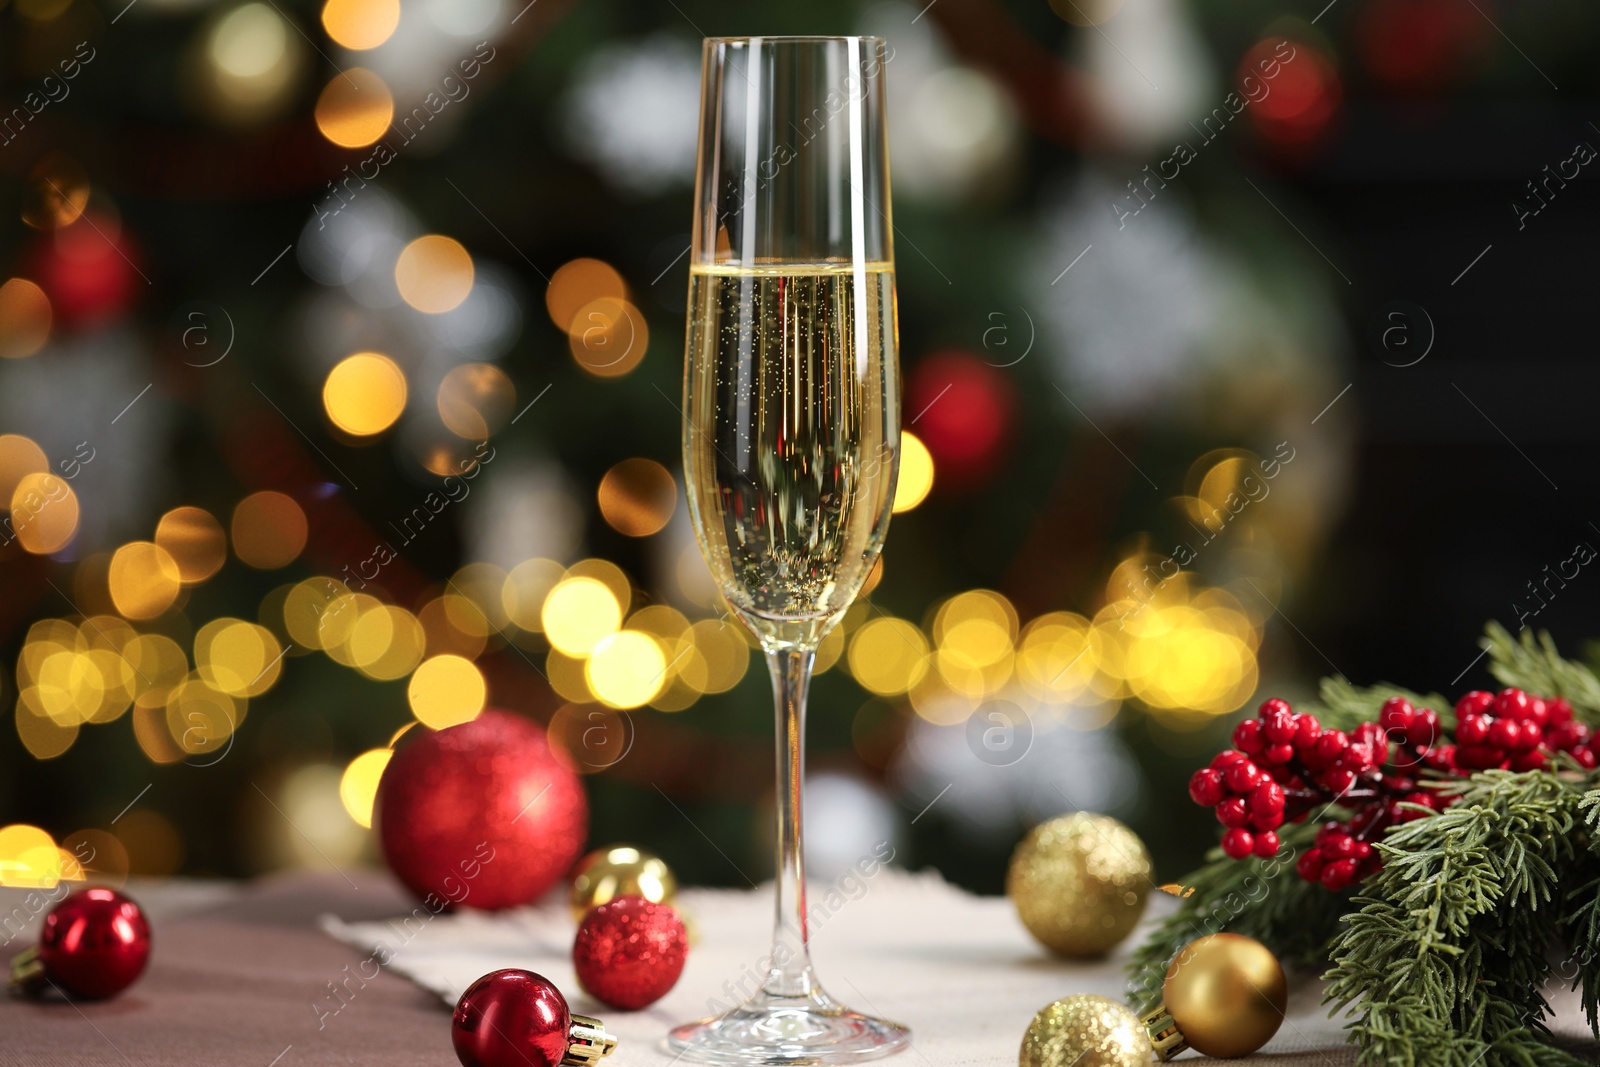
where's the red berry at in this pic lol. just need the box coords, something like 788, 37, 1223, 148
1456, 744, 1504, 770
1224, 760, 1262, 793
1263, 709, 1297, 744
1233, 719, 1266, 754
1548, 697, 1575, 724
1323, 767, 1356, 794
1188, 768, 1226, 806
1525, 697, 1549, 728
1496, 688, 1532, 720
1457, 714, 1489, 746
1314, 821, 1342, 845
1406, 708, 1440, 747
1379, 697, 1415, 734
1258, 697, 1293, 719
1210, 749, 1248, 771
1487, 718, 1519, 750
1321, 831, 1356, 859
1253, 831, 1280, 858
1576, 748, 1598, 769
1312, 729, 1350, 764
1350, 840, 1373, 861
1321, 858, 1360, 891
1220, 828, 1255, 859
1456, 690, 1495, 718
1249, 781, 1286, 817
1509, 749, 1547, 771
1396, 792, 1435, 822
1547, 721, 1588, 751
1296, 849, 1325, 881
1217, 797, 1251, 827
1250, 811, 1283, 832
1263, 743, 1295, 765
1424, 744, 1457, 771
1294, 713, 1322, 749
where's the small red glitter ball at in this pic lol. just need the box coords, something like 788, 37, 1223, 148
453, 969, 573, 1067
375, 710, 588, 910
572, 896, 687, 1010
36, 887, 151, 999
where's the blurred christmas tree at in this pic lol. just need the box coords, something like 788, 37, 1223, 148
3, 0, 1580, 892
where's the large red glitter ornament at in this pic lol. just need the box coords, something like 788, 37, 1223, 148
376, 710, 587, 910
9, 887, 151, 999
905, 350, 1018, 490
572, 896, 688, 1011
452, 969, 617, 1067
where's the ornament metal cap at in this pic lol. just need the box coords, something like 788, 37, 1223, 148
8, 947, 46, 997
1140, 1005, 1188, 1061
563, 1013, 618, 1066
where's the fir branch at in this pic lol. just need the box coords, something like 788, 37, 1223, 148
1323, 771, 1592, 1067
1308, 678, 1454, 733
1126, 818, 1345, 1009
1486, 623, 1600, 721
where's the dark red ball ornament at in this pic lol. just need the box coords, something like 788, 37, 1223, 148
9, 887, 150, 999
573, 896, 688, 1011
452, 969, 616, 1067
376, 710, 588, 910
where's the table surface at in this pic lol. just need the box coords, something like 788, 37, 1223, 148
0, 870, 1593, 1067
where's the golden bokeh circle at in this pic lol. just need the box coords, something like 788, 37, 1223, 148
0, 279, 52, 359
22, 153, 89, 230
568, 297, 647, 378
155, 506, 228, 583
11, 472, 78, 554
320, 0, 400, 50
407, 654, 486, 729
546, 258, 627, 331
437, 362, 515, 439
339, 748, 393, 828
597, 458, 677, 537
109, 542, 183, 620
314, 67, 393, 148
0, 435, 48, 498
892, 431, 934, 513
585, 630, 667, 709
324, 352, 408, 436
396, 236, 474, 314
541, 577, 622, 656
232, 490, 308, 569
847, 617, 930, 696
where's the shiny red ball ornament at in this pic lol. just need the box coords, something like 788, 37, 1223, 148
905, 350, 1018, 489
453, 969, 617, 1067
376, 710, 587, 910
9, 887, 150, 999
573, 896, 688, 1011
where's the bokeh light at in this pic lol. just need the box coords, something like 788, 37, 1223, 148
546, 258, 627, 331
22, 153, 90, 230
501, 558, 565, 632
321, 0, 400, 50
232, 491, 308, 569
164, 676, 241, 756
568, 298, 648, 378
11, 472, 79, 554
314, 67, 394, 148
586, 630, 667, 709
200, 2, 303, 124
0, 279, 52, 360
437, 362, 515, 439
347, 603, 426, 680
109, 542, 183, 620
339, 748, 392, 828
848, 617, 930, 697
324, 352, 407, 436
408, 654, 486, 728
542, 576, 622, 655
893, 432, 934, 513
0, 435, 48, 498
156, 506, 228, 583
597, 458, 677, 537
0, 825, 67, 887
396, 236, 474, 314
196, 618, 283, 696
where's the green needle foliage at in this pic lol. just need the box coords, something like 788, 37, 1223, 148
1129, 626, 1600, 1065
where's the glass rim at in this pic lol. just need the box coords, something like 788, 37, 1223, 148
702, 34, 885, 46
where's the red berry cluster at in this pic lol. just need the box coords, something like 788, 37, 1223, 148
1188, 688, 1590, 892
1451, 689, 1592, 771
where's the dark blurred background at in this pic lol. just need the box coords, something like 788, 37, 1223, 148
1, 0, 1596, 894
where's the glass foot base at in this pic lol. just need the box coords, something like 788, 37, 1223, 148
667, 990, 911, 1066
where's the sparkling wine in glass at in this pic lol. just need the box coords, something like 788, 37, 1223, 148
668, 34, 910, 1066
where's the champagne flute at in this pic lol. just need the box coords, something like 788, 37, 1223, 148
669, 35, 910, 1066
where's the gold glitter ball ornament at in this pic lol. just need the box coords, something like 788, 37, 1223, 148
569, 845, 677, 921
1020, 994, 1152, 1067
1142, 933, 1287, 1059
1007, 813, 1152, 957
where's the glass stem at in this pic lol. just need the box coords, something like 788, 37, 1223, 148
763, 646, 820, 1000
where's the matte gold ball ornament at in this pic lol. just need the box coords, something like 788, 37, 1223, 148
1141, 933, 1288, 1059
1019, 994, 1152, 1067
569, 845, 676, 921
1007, 813, 1152, 957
